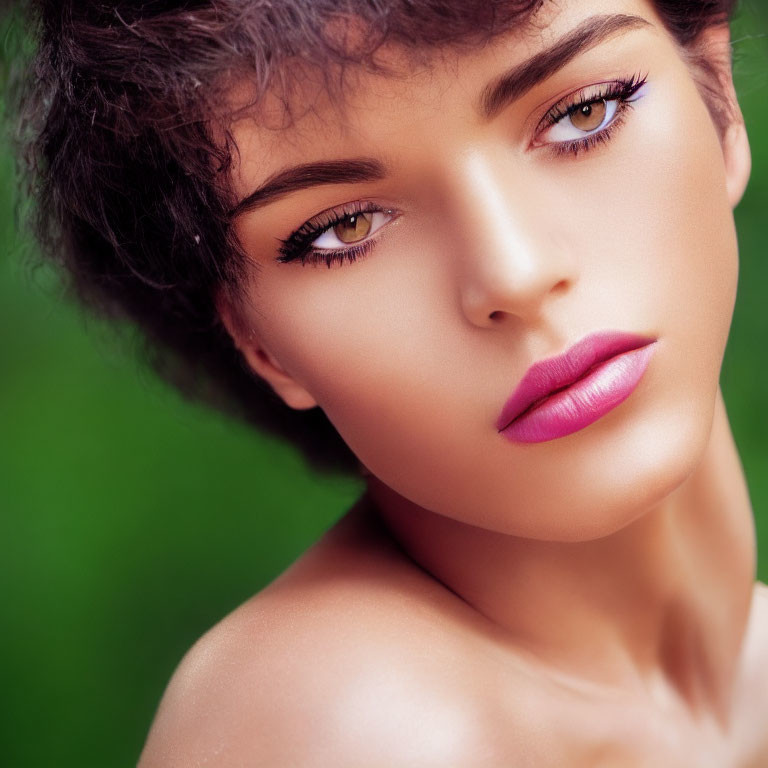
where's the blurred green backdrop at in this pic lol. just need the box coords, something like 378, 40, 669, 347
1, 4, 767, 767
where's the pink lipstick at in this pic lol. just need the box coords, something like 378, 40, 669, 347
497, 331, 658, 444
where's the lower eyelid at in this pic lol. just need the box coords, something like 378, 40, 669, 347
533, 98, 632, 153
312, 209, 393, 250
278, 204, 390, 263
281, 212, 401, 266
303, 239, 376, 268
547, 108, 631, 158
543, 99, 620, 144
532, 76, 647, 150
302, 227, 385, 267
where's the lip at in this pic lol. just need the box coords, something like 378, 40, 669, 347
496, 331, 658, 443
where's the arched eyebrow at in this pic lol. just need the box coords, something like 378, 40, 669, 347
232, 14, 651, 218
231, 159, 386, 217
480, 13, 651, 120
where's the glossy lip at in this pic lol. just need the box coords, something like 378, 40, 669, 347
496, 330, 658, 433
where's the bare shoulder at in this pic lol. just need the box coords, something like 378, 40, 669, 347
137, 505, 511, 768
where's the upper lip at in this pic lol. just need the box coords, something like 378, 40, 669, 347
496, 330, 657, 431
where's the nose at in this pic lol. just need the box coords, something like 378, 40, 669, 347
451, 153, 576, 328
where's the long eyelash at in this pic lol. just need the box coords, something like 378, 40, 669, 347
295, 240, 376, 269
541, 72, 648, 158
278, 76, 647, 265
549, 108, 632, 158
277, 201, 384, 266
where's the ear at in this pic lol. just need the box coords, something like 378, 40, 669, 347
216, 292, 318, 411
723, 114, 751, 209
688, 23, 752, 208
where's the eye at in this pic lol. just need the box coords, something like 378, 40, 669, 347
312, 210, 392, 250
542, 97, 620, 143
533, 74, 648, 155
277, 202, 399, 266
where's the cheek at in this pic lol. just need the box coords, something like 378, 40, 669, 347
554, 74, 738, 382
253, 260, 458, 422
623, 78, 738, 375
249, 254, 490, 491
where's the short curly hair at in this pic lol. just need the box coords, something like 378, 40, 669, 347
15, 0, 738, 475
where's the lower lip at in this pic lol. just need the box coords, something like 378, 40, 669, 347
499, 343, 658, 444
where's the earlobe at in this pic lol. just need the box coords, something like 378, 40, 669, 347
723, 119, 751, 209
215, 292, 319, 412
240, 344, 319, 411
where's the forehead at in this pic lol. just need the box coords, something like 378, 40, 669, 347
228, 0, 661, 195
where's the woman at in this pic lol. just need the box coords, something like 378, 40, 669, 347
18, 0, 767, 764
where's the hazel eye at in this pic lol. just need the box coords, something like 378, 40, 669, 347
312, 210, 392, 250
333, 212, 372, 243
571, 100, 607, 131
541, 97, 620, 144
530, 75, 648, 157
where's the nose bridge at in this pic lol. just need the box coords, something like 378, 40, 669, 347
451, 150, 573, 327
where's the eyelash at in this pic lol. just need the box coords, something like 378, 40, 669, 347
276, 201, 392, 268
278, 72, 649, 267
537, 72, 648, 158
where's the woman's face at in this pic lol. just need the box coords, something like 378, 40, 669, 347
227, 0, 748, 541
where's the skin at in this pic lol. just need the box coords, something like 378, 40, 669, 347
139, 0, 767, 765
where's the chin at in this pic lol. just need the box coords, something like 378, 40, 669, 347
530, 384, 721, 544
430, 373, 720, 545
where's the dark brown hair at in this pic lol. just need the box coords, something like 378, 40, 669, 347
15, 0, 737, 475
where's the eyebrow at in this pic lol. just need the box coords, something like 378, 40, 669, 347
232, 13, 651, 217
231, 158, 386, 217
480, 13, 651, 120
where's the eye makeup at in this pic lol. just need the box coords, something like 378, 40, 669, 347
276, 201, 398, 268
534, 72, 648, 157
276, 72, 650, 268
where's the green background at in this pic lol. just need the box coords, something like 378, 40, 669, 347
1, 5, 767, 766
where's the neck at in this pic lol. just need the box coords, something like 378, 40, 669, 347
365, 388, 756, 727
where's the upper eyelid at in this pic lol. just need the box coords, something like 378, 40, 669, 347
298, 200, 385, 232
279, 202, 397, 261
532, 75, 647, 146
295, 205, 357, 238
313, 208, 395, 245
536, 80, 628, 130
284, 201, 379, 245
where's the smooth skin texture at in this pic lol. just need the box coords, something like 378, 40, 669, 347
139, 0, 767, 765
